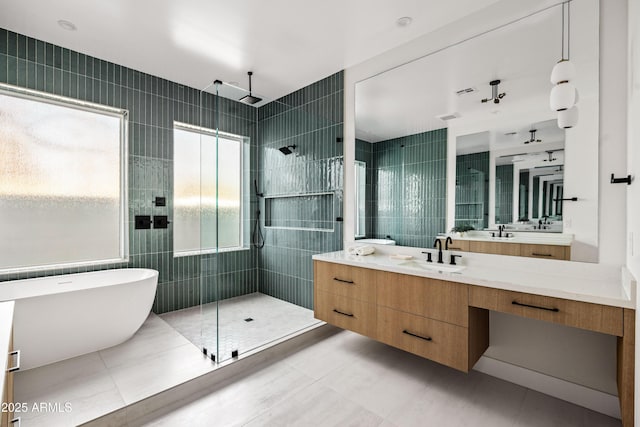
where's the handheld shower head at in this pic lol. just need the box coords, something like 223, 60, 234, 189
278, 145, 297, 155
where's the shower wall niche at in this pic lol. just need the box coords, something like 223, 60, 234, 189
264, 192, 335, 231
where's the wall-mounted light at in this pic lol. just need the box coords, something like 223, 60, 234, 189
550, 1, 579, 128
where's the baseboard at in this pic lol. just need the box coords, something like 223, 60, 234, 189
473, 356, 621, 419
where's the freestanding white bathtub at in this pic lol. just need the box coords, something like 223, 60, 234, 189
0, 268, 158, 370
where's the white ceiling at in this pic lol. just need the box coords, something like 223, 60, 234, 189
355, 1, 598, 144
0, 0, 502, 105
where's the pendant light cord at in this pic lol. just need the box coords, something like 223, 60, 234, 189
561, 1, 571, 61
567, 1, 571, 60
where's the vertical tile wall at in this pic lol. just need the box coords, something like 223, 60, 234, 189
532, 176, 540, 219
256, 72, 344, 309
519, 170, 529, 219
0, 29, 258, 314
495, 164, 514, 224
455, 151, 489, 230
370, 128, 447, 247
355, 139, 374, 237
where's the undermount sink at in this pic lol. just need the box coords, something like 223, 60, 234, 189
399, 260, 466, 274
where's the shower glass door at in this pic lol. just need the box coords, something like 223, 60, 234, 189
195, 82, 220, 363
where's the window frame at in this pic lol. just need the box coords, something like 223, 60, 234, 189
173, 121, 246, 257
0, 83, 129, 273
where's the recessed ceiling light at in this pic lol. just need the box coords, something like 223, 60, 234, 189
396, 17, 412, 28
57, 20, 77, 31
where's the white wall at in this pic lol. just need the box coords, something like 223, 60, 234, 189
627, 0, 640, 424
344, 0, 629, 411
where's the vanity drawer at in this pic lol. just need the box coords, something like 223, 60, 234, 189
520, 244, 570, 260
314, 291, 377, 337
437, 238, 469, 251
469, 241, 521, 256
376, 272, 468, 326
314, 261, 376, 302
377, 306, 469, 372
469, 286, 623, 336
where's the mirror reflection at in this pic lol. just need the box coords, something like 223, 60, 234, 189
354, 1, 597, 255
455, 119, 565, 233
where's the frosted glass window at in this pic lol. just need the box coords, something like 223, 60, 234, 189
173, 124, 242, 254
0, 88, 127, 271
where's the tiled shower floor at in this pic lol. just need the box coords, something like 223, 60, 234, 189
160, 292, 321, 361
12, 293, 319, 426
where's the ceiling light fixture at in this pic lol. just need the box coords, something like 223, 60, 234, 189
544, 150, 558, 162
524, 129, 541, 144
481, 80, 506, 104
396, 17, 412, 27
550, 1, 579, 128
57, 20, 77, 31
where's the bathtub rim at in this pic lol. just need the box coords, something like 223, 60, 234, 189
0, 268, 158, 302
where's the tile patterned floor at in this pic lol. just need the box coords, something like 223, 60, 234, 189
136, 329, 622, 427
12, 296, 622, 427
160, 292, 320, 362
12, 293, 319, 426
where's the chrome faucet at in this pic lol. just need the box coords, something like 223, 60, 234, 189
433, 238, 444, 264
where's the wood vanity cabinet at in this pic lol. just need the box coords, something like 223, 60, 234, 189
436, 238, 469, 251
438, 238, 571, 260
468, 241, 521, 256
314, 261, 489, 372
1, 333, 14, 427
520, 244, 570, 260
314, 262, 378, 338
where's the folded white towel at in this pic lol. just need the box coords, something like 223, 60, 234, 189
348, 245, 375, 256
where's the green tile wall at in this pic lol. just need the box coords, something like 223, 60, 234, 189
532, 176, 541, 219
495, 164, 514, 224
355, 139, 374, 236
0, 28, 259, 314
455, 151, 489, 230
370, 129, 447, 248
519, 170, 530, 220
256, 72, 344, 309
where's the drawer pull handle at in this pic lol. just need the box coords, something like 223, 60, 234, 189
333, 309, 354, 317
10, 417, 21, 427
512, 301, 559, 312
333, 277, 354, 284
402, 330, 432, 342
8, 349, 20, 372
531, 253, 553, 257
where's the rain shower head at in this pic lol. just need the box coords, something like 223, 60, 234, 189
278, 145, 297, 155
239, 71, 262, 105
239, 94, 262, 105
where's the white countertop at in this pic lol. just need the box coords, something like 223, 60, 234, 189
313, 248, 635, 309
439, 231, 573, 246
0, 301, 15, 401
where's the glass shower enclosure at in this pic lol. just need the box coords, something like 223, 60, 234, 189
194, 78, 327, 364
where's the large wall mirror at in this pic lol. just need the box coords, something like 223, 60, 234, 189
354, 0, 599, 261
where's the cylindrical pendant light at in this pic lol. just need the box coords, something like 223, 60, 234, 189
550, 82, 576, 111
558, 106, 579, 128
